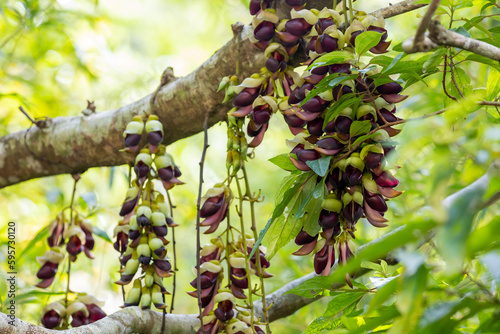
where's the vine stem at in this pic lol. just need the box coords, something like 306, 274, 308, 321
64, 175, 80, 326
342, 0, 349, 26
241, 165, 270, 333
348, 0, 354, 24
166, 190, 177, 314
234, 175, 256, 333
195, 114, 210, 333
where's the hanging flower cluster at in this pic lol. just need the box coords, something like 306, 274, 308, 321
189, 233, 270, 333
36, 213, 97, 289
40, 295, 106, 330
115, 114, 182, 310
220, 0, 404, 284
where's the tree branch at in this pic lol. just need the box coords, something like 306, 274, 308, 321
0, 0, 426, 189
403, 19, 500, 61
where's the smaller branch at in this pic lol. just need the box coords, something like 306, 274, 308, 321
413, 0, 442, 46
18, 106, 36, 124
370, 0, 427, 19
195, 114, 210, 333
404, 20, 500, 61
478, 101, 500, 106
166, 190, 177, 315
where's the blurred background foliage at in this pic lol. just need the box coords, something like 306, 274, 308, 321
0, 0, 499, 332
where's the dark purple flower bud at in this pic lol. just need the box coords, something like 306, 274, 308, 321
317, 137, 343, 151
318, 34, 338, 53
231, 268, 249, 289
315, 18, 335, 34
307, 117, 324, 136
137, 215, 150, 227
377, 81, 402, 95
295, 229, 317, 245
71, 310, 89, 328
330, 63, 351, 74
328, 168, 345, 190
214, 300, 234, 322
152, 225, 168, 237
200, 197, 223, 218
374, 171, 399, 188
365, 193, 388, 212
302, 96, 327, 113
233, 87, 259, 108
113, 231, 128, 253
296, 149, 321, 162
254, 21, 275, 41
314, 244, 335, 275
343, 202, 363, 222
147, 131, 163, 146
42, 310, 62, 329
285, 18, 311, 36
343, 165, 363, 186
266, 52, 287, 73
249, 0, 262, 15
37, 262, 58, 280
335, 116, 352, 134
319, 210, 339, 229
134, 162, 150, 179
86, 304, 106, 323
67, 235, 83, 258
250, 105, 272, 125
365, 152, 383, 170
296, 83, 315, 101
158, 166, 174, 182
124, 134, 142, 148
284, 114, 307, 128
311, 65, 329, 75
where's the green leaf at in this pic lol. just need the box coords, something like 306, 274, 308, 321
423, 48, 446, 73
285, 275, 334, 298
20, 224, 51, 257
368, 277, 398, 313
360, 260, 382, 272
305, 317, 341, 333
351, 132, 378, 148
308, 51, 354, 70
252, 173, 313, 258
306, 156, 331, 177
301, 74, 357, 105
323, 93, 362, 126
324, 291, 366, 317
269, 153, 298, 171
383, 52, 405, 73
93, 226, 112, 243
349, 120, 372, 138
465, 53, 500, 72
355, 31, 383, 57
486, 69, 500, 101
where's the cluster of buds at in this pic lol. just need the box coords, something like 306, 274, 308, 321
226, 120, 249, 175
189, 235, 270, 334
36, 213, 96, 289
219, 3, 405, 282
41, 295, 105, 329
115, 114, 183, 310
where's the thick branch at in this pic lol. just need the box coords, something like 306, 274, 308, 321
403, 20, 500, 60
0, 0, 425, 189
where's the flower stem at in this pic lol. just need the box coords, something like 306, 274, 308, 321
195, 114, 210, 333
242, 165, 271, 333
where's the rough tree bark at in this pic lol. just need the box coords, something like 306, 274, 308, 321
1, 160, 498, 333
0, 0, 426, 189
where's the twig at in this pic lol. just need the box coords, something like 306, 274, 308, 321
442, 54, 458, 101
18, 106, 36, 124
64, 175, 80, 326
413, 0, 442, 46
195, 114, 210, 333
448, 55, 465, 99
166, 190, 178, 314
234, 176, 256, 332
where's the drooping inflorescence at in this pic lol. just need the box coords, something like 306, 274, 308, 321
219, 0, 404, 286
114, 114, 182, 310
